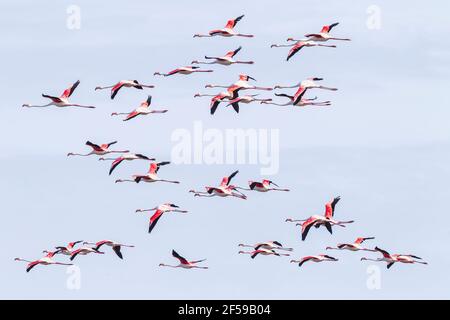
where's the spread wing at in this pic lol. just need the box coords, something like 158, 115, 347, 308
293, 86, 308, 105
26, 261, 41, 272
301, 217, 317, 241
60, 80, 80, 98
325, 196, 341, 219
287, 43, 304, 61
112, 246, 123, 259
111, 82, 124, 99
148, 210, 164, 234
109, 157, 125, 175
172, 250, 189, 264
225, 15, 244, 29
86, 141, 102, 151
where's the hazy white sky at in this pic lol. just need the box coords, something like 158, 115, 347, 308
1, 0, 449, 299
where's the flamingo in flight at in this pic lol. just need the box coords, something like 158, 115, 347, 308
99, 153, 156, 175
154, 66, 213, 77
262, 93, 331, 107
22, 80, 95, 109
15, 250, 72, 272
285, 196, 354, 241
95, 80, 155, 100
326, 237, 377, 252
193, 15, 253, 38
274, 77, 338, 91
159, 250, 208, 269
361, 247, 428, 269
238, 241, 293, 252
115, 161, 180, 184
271, 40, 336, 61
82, 240, 134, 260
70, 246, 104, 261
290, 254, 338, 267
205, 74, 273, 92
263, 86, 330, 107
239, 248, 290, 259
55, 240, 84, 255
136, 203, 188, 233
67, 141, 129, 157
304, 22, 351, 42
189, 170, 247, 199
111, 95, 168, 121
192, 46, 254, 66
237, 179, 290, 192
194, 85, 241, 115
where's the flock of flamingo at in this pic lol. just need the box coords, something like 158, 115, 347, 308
16, 16, 427, 273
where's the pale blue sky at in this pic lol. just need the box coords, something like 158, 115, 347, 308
1, 0, 449, 299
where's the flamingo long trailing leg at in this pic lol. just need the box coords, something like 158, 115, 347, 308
22, 80, 95, 109
67, 141, 129, 157
15, 250, 72, 272
99, 153, 156, 175
82, 240, 134, 259
238, 241, 293, 252
326, 237, 377, 252
192, 46, 254, 66
239, 248, 290, 259
271, 40, 336, 61
159, 250, 208, 269
115, 161, 180, 184
205, 74, 273, 91
136, 203, 188, 234
290, 254, 338, 267
274, 77, 338, 91
304, 22, 351, 42
193, 15, 253, 38
95, 80, 155, 100
154, 66, 213, 77
189, 170, 247, 199
237, 179, 290, 192
111, 95, 168, 121
361, 247, 427, 269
